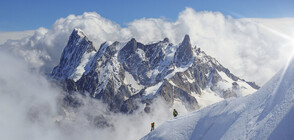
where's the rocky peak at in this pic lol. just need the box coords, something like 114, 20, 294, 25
183, 34, 190, 44
65, 28, 95, 52
124, 38, 137, 52
174, 34, 194, 67
118, 38, 139, 61
163, 37, 169, 43
70, 28, 87, 40
51, 28, 96, 81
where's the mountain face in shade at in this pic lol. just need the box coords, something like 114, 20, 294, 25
174, 35, 194, 67
51, 28, 259, 113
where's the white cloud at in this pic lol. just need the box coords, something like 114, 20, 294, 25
1, 8, 294, 85
0, 30, 34, 45
0, 50, 60, 140
0, 50, 177, 140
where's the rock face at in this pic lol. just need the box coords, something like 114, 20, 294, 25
174, 35, 194, 67
51, 28, 96, 81
51, 28, 259, 113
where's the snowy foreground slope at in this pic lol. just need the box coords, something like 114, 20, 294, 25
141, 58, 294, 140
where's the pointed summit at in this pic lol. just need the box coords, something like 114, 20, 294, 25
51, 28, 96, 81
70, 28, 87, 40
174, 34, 194, 67
130, 38, 137, 42
118, 38, 142, 61
128, 38, 138, 51
163, 37, 169, 43
124, 38, 137, 52
183, 34, 190, 43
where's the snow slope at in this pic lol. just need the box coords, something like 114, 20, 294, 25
141, 57, 294, 140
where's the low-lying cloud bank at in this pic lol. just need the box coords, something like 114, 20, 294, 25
0, 50, 174, 140
0, 30, 34, 45
1, 8, 294, 85
0, 50, 59, 139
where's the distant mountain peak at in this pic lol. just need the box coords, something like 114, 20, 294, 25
174, 34, 194, 67
163, 37, 169, 43
183, 34, 190, 42
51, 28, 96, 81
124, 38, 138, 52
72, 28, 87, 38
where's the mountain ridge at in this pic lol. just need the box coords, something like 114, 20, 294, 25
51, 28, 259, 113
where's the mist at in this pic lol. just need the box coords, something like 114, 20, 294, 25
0, 50, 176, 140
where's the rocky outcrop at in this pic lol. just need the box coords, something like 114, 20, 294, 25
174, 35, 194, 67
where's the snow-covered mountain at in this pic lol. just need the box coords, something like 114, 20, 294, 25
141, 57, 294, 140
51, 28, 97, 81
51, 28, 259, 113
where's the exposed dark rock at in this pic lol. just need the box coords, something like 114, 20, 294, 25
174, 35, 194, 67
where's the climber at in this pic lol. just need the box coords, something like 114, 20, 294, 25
173, 109, 178, 117
151, 122, 155, 131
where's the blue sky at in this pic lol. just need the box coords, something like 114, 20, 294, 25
0, 0, 294, 31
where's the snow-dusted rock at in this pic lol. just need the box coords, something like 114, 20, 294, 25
51, 28, 96, 81
51, 29, 259, 113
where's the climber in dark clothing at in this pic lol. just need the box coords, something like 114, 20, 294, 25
173, 109, 178, 117
151, 122, 155, 131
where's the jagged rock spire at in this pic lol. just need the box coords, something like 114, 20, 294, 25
174, 34, 194, 67
163, 37, 169, 42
